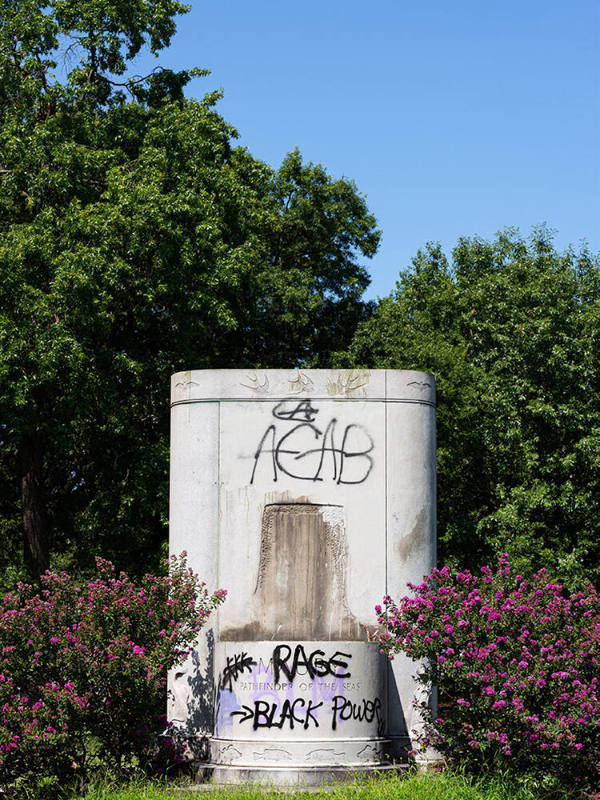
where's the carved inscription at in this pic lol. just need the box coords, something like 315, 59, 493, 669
250, 400, 374, 485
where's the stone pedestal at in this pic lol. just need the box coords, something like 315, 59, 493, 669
168, 369, 436, 784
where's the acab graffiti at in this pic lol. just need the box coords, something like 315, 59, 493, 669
249, 400, 375, 485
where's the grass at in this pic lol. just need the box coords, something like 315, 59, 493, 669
82, 771, 540, 800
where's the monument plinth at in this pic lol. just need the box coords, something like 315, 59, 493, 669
168, 369, 436, 785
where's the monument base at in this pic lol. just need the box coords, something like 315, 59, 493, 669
199, 734, 398, 787
198, 761, 406, 788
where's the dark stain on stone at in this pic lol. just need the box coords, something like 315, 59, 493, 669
395, 508, 426, 562
221, 503, 366, 641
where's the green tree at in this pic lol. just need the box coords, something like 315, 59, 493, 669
340, 228, 600, 585
0, 0, 379, 581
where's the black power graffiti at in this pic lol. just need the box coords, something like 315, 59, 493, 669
250, 401, 374, 486
231, 699, 323, 730
331, 696, 385, 735
272, 644, 352, 684
230, 695, 385, 734
220, 651, 257, 691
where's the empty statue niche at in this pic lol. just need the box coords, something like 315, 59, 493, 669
221, 504, 366, 642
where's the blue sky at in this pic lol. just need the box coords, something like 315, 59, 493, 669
130, 0, 599, 299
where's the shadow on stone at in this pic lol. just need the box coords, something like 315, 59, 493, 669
168, 631, 214, 761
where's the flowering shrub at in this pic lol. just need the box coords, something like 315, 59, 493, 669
0, 675, 87, 798
0, 554, 225, 796
376, 555, 600, 797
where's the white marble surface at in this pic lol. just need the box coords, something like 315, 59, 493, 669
168, 369, 436, 775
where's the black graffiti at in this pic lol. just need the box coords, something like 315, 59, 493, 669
272, 644, 351, 684
272, 399, 319, 422
220, 651, 257, 691
331, 696, 384, 735
231, 698, 323, 730
250, 416, 374, 485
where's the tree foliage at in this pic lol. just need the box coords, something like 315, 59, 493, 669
340, 228, 600, 585
0, 0, 379, 580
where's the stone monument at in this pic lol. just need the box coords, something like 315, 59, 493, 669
168, 369, 436, 785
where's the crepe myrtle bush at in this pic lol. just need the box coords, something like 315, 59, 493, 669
376, 556, 600, 798
0, 676, 88, 799
0, 554, 225, 797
